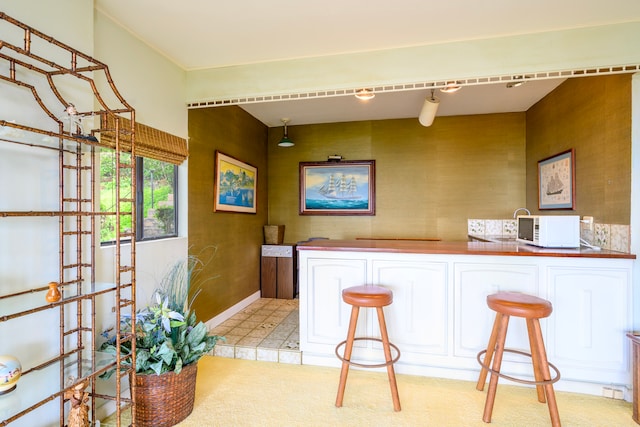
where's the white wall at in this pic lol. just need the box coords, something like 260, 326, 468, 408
1, 4, 95, 426
0, 3, 189, 425
93, 10, 189, 303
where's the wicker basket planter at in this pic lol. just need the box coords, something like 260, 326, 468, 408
134, 362, 198, 427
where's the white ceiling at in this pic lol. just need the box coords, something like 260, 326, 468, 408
95, 0, 640, 126
239, 79, 566, 127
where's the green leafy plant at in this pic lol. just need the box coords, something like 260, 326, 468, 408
100, 252, 223, 377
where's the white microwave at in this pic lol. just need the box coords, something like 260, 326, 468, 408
516, 215, 580, 248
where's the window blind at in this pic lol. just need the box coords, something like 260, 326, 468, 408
99, 113, 188, 165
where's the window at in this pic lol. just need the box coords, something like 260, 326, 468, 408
100, 149, 178, 244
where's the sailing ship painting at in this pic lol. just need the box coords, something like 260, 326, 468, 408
318, 173, 360, 200
300, 161, 375, 215
538, 149, 574, 210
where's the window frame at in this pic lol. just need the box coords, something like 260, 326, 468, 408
100, 151, 179, 246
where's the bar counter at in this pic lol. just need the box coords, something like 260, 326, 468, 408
297, 237, 635, 399
297, 238, 635, 259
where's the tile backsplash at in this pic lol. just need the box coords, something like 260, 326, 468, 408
468, 218, 631, 253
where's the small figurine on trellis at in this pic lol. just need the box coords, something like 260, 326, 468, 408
64, 379, 90, 427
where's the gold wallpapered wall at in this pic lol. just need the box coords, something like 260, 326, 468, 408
188, 107, 268, 319
188, 74, 632, 320
267, 113, 527, 243
525, 74, 631, 223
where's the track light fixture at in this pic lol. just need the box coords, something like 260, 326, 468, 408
418, 89, 440, 127
506, 75, 526, 88
440, 82, 461, 93
355, 88, 375, 100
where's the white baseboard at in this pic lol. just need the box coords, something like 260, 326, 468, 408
205, 291, 261, 329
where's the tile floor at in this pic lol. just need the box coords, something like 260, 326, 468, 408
210, 298, 301, 364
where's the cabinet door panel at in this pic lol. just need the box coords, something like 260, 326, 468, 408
372, 260, 448, 355
261, 257, 277, 298
547, 266, 630, 381
455, 262, 539, 359
304, 258, 368, 347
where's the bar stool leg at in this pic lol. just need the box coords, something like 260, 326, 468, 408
530, 318, 561, 427
335, 305, 360, 408
483, 313, 510, 423
376, 306, 401, 411
477, 312, 502, 391
526, 318, 547, 403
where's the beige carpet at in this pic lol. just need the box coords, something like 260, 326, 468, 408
177, 356, 636, 426
103, 355, 637, 426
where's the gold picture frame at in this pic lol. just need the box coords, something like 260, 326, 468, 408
299, 160, 375, 216
213, 151, 257, 213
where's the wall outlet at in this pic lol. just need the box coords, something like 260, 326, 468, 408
602, 386, 625, 400
582, 216, 594, 231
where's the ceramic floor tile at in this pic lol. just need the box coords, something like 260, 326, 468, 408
257, 348, 279, 362
278, 350, 302, 364
247, 328, 272, 339
210, 325, 233, 335
238, 336, 264, 346
214, 344, 235, 358
259, 338, 285, 348
239, 319, 263, 329
219, 335, 244, 345
219, 318, 243, 327
231, 312, 251, 320
212, 298, 301, 366
228, 326, 254, 337
235, 346, 257, 360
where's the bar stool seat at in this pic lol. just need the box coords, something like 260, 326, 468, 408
476, 292, 561, 426
335, 285, 401, 411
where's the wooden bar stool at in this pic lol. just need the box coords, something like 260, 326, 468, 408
335, 285, 401, 411
476, 292, 561, 426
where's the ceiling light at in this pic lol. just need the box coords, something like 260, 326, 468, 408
355, 88, 375, 100
440, 82, 461, 93
278, 118, 294, 147
506, 80, 525, 88
418, 90, 440, 127
506, 76, 526, 88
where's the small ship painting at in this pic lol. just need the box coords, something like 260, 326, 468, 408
545, 172, 564, 196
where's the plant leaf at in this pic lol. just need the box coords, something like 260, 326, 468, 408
186, 322, 207, 347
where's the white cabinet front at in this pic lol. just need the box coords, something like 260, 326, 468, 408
454, 261, 539, 362
301, 257, 367, 354
546, 265, 631, 384
298, 249, 633, 397
372, 259, 448, 356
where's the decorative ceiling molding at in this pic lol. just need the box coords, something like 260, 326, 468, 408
187, 64, 640, 109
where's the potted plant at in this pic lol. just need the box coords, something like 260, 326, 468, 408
100, 254, 223, 427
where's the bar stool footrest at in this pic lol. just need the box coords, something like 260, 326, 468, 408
335, 337, 401, 369
477, 348, 561, 386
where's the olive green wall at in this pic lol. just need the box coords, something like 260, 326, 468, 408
526, 74, 631, 223
188, 107, 268, 319
187, 75, 632, 321
267, 113, 527, 243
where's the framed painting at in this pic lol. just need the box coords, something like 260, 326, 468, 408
299, 160, 375, 215
538, 148, 575, 210
214, 151, 257, 213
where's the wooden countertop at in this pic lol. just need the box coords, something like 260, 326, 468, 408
296, 239, 636, 259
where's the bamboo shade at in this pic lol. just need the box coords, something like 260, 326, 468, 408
99, 113, 188, 165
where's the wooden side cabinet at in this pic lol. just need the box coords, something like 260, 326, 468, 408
261, 244, 297, 299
